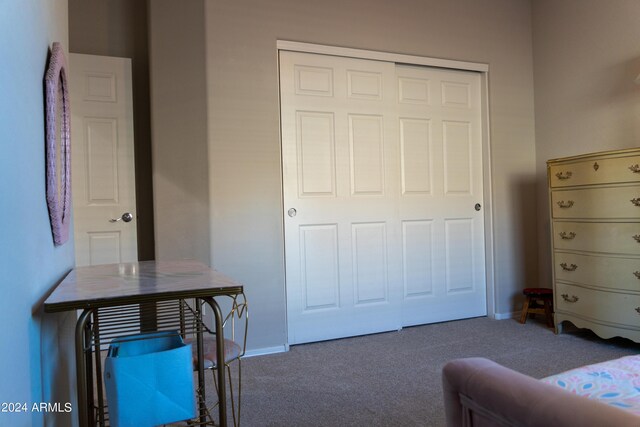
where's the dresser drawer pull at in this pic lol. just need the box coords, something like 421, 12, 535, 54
557, 200, 574, 209
634, 235, 640, 243
559, 231, 576, 240
631, 198, 640, 207
560, 263, 578, 271
634, 271, 640, 279
555, 171, 573, 180
561, 294, 579, 303
629, 164, 640, 173
636, 307, 640, 315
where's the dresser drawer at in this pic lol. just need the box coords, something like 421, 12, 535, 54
551, 185, 640, 219
549, 155, 640, 188
555, 282, 640, 327
552, 221, 640, 255
554, 252, 640, 292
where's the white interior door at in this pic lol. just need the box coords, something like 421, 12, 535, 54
395, 65, 486, 327
281, 52, 402, 344
281, 51, 487, 345
69, 54, 138, 266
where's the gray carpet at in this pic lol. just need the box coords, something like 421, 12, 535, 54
231, 317, 639, 427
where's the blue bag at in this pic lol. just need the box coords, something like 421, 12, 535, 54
104, 331, 195, 427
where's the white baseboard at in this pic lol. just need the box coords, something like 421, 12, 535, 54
243, 344, 288, 358
493, 311, 520, 320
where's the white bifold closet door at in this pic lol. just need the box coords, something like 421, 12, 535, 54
280, 51, 486, 345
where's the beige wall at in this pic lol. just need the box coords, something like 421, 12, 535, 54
532, 0, 640, 287
68, 0, 155, 260
201, 0, 538, 351
148, 0, 211, 264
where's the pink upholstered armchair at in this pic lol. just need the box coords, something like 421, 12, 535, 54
442, 357, 640, 427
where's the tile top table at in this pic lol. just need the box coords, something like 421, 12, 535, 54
44, 260, 243, 427
44, 260, 244, 312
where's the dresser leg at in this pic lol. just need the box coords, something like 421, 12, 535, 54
554, 320, 563, 335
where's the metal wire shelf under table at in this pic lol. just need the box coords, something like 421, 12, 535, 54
85, 299, 219, 426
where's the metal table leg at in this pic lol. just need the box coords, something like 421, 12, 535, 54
92, 311, 106, 426
75, 309, 94, 427
203, 297, 227, 426
195, 298, 206, 425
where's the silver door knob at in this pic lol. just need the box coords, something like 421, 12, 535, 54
288, 208, 297, 217
475, 203, 482, 211
110, 212, 133, 223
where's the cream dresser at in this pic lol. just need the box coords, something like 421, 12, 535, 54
548, 148, 640, 343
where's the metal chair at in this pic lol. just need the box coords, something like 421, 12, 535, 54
186, 293, 248, 426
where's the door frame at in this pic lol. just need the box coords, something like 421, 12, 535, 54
276, 41, 497, 333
